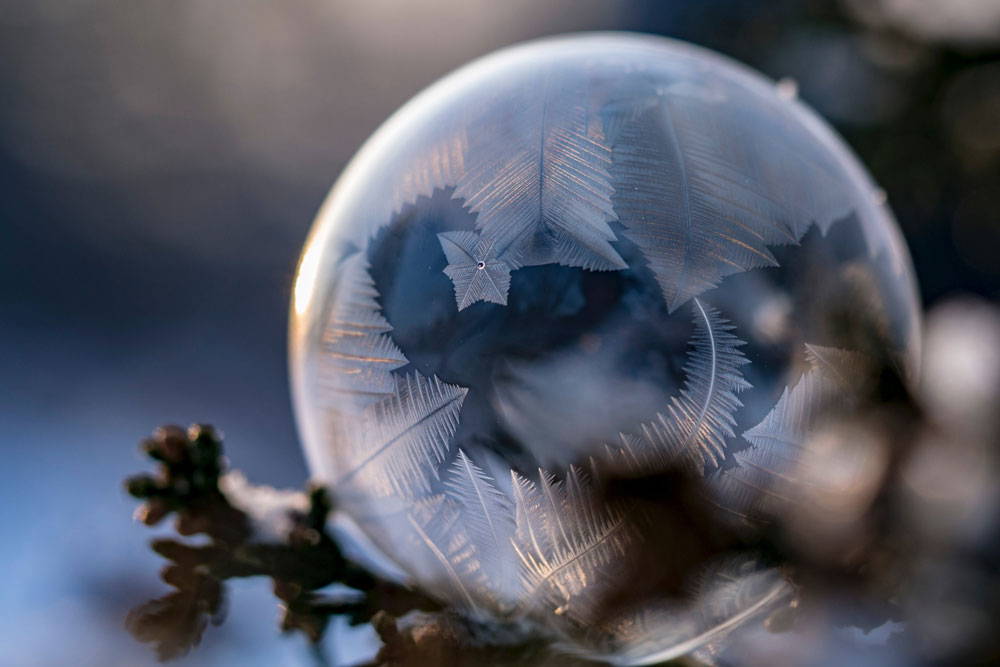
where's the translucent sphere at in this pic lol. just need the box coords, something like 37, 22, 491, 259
290, 34, 920, 663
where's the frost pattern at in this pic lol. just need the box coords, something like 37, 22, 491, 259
404, 495, 484, 611
437, 231, 513, 310
605, 299, 751, 471
603, 76, 851, 311
317, 258, 761, 650
511, 466, 636, 624
317, 252, 407, 412
390, 127, 467, 220
359, 125, 468, 244
312, 53, 904, 660
443, 450, 518, 606
454, 70, 627, 280
713, 345, 864, 522
336, 372, 468, 498
374, 300, 754, 626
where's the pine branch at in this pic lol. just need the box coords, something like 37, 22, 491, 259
124, 424, 440, 662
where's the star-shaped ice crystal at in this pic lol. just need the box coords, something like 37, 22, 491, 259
437, 231, 513, 310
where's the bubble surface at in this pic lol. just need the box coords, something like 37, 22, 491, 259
290, 34, 920, 663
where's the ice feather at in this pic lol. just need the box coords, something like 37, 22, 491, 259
510, 469, 557, 572
337, 372, 467, 498
316, 252, 407, 411
389, 127, 466, 219
608, 299, 751, 472
512, 466, 635, 624
443, 450, 518, 605
713, 345, 864, 521
358, 124, 467, 242
603, 76, 851, 311
404, 495, 483, 611
454, 69, 626, 280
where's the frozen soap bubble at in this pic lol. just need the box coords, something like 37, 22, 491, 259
290, 34, 920, 664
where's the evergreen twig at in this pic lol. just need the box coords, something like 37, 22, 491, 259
124, 424, 441, 662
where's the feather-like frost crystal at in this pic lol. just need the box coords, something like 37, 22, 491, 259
291, 34, 921, 664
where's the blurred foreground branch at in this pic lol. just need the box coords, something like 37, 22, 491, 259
124, 424, 444, 663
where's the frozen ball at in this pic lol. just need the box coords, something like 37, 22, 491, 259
290, 34, 920, 663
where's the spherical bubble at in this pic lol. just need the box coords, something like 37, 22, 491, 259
290, 34, 920, 663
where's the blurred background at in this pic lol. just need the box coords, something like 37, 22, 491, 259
1, 1, 997, 665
